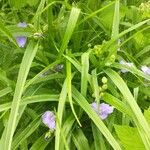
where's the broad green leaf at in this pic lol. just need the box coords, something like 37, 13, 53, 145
115, 125, 145, 150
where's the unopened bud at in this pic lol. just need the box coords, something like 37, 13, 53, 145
102, 77, 108, 84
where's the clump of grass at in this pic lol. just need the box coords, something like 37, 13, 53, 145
0, 0, 150, 150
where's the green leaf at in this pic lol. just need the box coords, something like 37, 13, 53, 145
72, 128, 91, 150
59, 7, 80, 56
81, 52, 89, 97
103, 93, 132, 116
144, 108, 150, 126
0, 87, 12, 98
30, 134, 52, 150
27, 0, 40, 6
9, 0, 27, 9
111, 0, 120, 38
0, 22, 18, 47
55, 79, 68, 150
3, 41, 39, 150
0, 94, 59, 113
115, 125, 145, 150
12, 116, 41, 149
92, 123, 107, 150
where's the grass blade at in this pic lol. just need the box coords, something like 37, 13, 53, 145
81, 52, 89, 97
3, 41, 39, 150
12, 116, 41, 149
111, 0, 119, 38
59, 7, 80, 56
55, 80, 68, 150
0, 94, 59, 113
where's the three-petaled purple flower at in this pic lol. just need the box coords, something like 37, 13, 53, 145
120, 60, 134, 73
41, 111, 56, 130
15, 22, 27, 47
141, 66, 150, 75
91, 102, 114, 120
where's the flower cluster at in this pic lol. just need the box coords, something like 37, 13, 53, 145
15, 22, 27, 47
91, 102, 114, 120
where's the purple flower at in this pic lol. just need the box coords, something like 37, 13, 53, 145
16, 36, 27, 47
15, 22, 27, 47
17, 22, 27, 28
120, 60, 134, 73
91, 102, 114, 120
42, 111, 56, 130
141, 66, 150, 75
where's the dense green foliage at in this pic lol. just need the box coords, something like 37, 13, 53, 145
0, 0, 150, 149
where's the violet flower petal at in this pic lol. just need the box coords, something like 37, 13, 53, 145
42, 111, 56, 130
91, 102, 98, 112
141, 66, 150, 75
16, 36, 27, 48
100, 103, 114, 114
91, 102, 114, 120
100, 113, 108, 120
17, 22, 27, 28
16, 22, 27, 47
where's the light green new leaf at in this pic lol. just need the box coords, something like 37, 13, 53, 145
115, 125, 145, 150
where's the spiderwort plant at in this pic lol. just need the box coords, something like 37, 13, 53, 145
91, 102, 114, 120
15, 22, 27, 47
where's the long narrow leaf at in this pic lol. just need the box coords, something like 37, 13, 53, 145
3, 41, 39, 150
